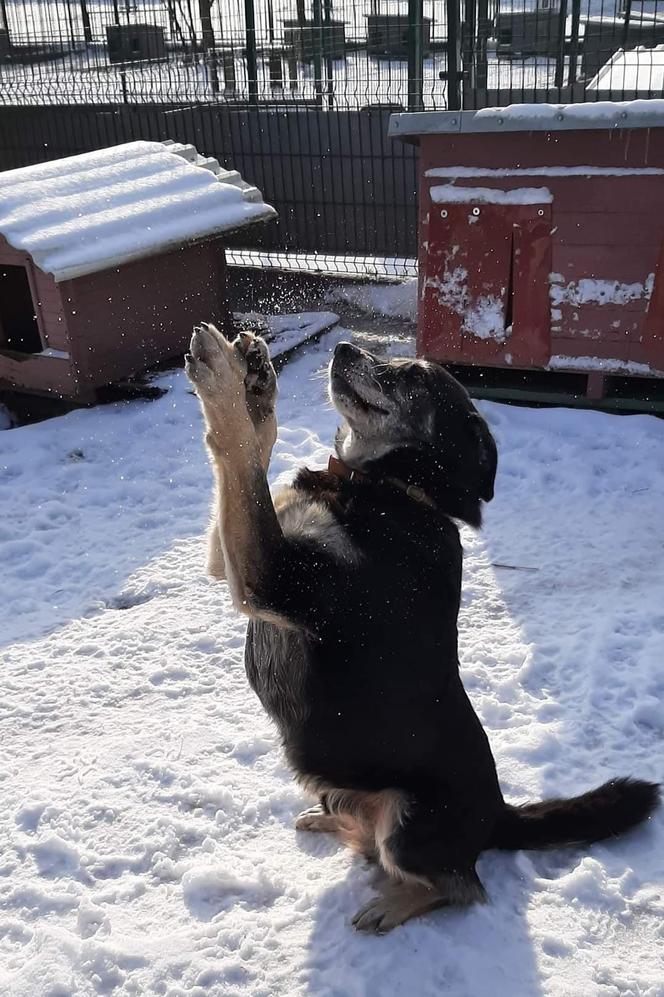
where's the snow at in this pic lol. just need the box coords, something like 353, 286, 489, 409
390, 99, 664, 138
587, 45, 664, 93
324, 278, 418, 321
235, 311, 340, 357
548, 354, 662, 375
431, 184, 553, 205
0, 141, 276, 282
475, 98, 664, 125
1, 314, 663, 994
425, 269, 509, 342
550, 276, 655, 308
464, 295, 509, 341
426, 166, 664, 177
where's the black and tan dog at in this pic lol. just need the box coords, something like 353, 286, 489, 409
185, 325, 659, 934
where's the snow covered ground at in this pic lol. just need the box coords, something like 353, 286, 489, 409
1, 319, 663, 995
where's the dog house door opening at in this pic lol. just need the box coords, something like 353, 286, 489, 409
0, 265, 42, 354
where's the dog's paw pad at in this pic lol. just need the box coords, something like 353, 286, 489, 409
234, 333, 276, 399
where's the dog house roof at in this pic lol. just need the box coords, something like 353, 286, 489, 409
0, 140, 276, 282
389, 99, 664, 139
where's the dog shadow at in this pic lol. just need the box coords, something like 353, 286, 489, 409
302, 847, 543, 997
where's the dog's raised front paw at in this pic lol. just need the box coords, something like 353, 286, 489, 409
234, 332, 277, 419
185, 323, 246, 401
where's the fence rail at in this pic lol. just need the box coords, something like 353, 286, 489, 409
2, 0, 664, 272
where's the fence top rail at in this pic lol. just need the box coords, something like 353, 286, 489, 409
389, 99, 664, 139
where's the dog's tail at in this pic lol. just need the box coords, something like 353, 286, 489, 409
489, 777, 659, 851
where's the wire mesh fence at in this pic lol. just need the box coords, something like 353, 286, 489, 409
2, 0, 664, 273
0, 0, 454, 107
2, 0, 664, 107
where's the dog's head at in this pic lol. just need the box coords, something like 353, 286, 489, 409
329, 342, 497, 527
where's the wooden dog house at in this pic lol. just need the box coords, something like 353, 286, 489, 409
0, 141, 276, 401
389, 101, 664, 407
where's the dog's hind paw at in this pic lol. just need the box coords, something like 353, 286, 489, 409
352, 883, 445, 935
295, 803, 338, 833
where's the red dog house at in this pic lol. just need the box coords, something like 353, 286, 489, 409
389, 102, 664, 406
0, 141, 276, 401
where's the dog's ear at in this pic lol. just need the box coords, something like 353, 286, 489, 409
469, 413, 498, 502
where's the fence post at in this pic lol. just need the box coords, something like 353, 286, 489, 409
244, 0, 258, 103
312, 0, 323, 107
622, 0, 633, 48
446, 0, 461, 110
79, 0, 92, 43
567, 0, 581, 85
476, 0, 489, 92
324, 0, 334, 107
407, 0, 424, 112
198, 0, 220, 96
554, 0, 569, 90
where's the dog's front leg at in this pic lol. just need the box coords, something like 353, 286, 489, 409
186, 325, 282, 618
189, 325, 278, 582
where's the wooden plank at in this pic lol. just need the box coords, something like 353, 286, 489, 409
548, 177, 664, 215
420, 130, 664, 172
420, 202, 512, 361
0, 352, 75, 396
641, 238, 664, 370
64, 241, 228, 390
552, 212, 664, 248
510, 213, 552, 366
552, 245, 659, 283
423, 176, 664, 216
550, 336, 630, 361
551, 303, 645, 342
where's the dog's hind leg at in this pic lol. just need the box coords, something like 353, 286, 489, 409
190, 325, 278, 583
353, 791, 488, 934
296, 790, 398, 863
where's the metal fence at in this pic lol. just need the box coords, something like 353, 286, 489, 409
2, 0, 664, 273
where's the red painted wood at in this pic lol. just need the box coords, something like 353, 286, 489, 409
552, 213, 662, 248
550, 336, 627, 360
586, 372, 606, 399
552, 245, 659, 284
421, 202, 511, 361
0, 235, 231, 399
420, 130, 664, 173
0, 352, 75, 397
641, 239, 664, 369
424, 176, 664, 217
510, 215, 552, 366
416, 129, 664, 380
421, 199, 551, 366
552, 304, 644, 342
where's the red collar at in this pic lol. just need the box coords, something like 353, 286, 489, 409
327, 455, 436, 510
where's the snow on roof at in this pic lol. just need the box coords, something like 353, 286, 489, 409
587, 46, 664, 93
389, 99, 664, 139
0, 140, 277, 282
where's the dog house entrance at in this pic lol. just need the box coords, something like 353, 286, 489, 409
0, 265, 42, 354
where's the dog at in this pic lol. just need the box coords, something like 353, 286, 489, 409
185, 324, 659, 934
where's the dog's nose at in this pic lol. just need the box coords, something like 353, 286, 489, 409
334, 341, 362, 361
